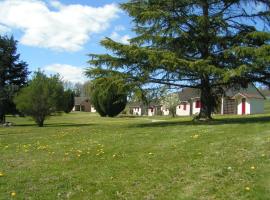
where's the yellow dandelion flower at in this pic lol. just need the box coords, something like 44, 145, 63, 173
11, 192, 16, 197
245, 187, 250, 191
113, 154, 116, 158
0, 172, 4, 177
148, 152, 153, 155
250, 166, 255, 170
77, 154, 81, 157
192, 134, 199, 139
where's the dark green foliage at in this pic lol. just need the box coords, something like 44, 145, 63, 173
62, 89, 75, 113
90, 78, 127, 117
87, 0, 270, 120
0, 35, 29, 123
14, 71, 64, 127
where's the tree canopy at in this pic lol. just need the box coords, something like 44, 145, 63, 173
15, 71, 64, 127
87, 0, 270, 120
0, 35, 29, 123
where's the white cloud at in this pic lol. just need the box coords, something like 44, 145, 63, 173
44, 64, 87, 83
110, 31, 130, 44
0, 0, 120, 51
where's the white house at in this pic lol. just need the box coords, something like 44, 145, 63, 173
148, 107, 154, 116
130, 106, 143, 116
232, 93, 265, 115
147, 104, 162, 116
73, 97, 96, 112
176, 101, 190, 116
176, 88, 201, 116
130, 103, 164, 116
177, 84, 265, 116
161, 106, 170, 116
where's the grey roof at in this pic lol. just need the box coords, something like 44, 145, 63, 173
224, 84, 265, 99
178, 88, 200, 101
178, 83, 265, 101
129, 102, 145, 108
129, 101, 161, 108
74, 97, 90, 105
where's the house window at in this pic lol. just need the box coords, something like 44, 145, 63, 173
183, 103, 187, 110
179, 105, 181, 109
195, 100, 201, 108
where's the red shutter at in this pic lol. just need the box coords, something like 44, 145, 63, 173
196, 100, 201, 108
242, 98, 246, 115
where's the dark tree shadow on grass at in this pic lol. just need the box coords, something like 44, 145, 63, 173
14, 123, 94, 128
131, 115, 270, 128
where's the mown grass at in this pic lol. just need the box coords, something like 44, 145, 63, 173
0, 112, 270, 200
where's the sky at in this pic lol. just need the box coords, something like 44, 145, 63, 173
0, 1, 267, 84
0, 0, 133, 83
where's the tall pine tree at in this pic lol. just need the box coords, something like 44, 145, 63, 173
0, 35, 29, 123
87, 0, 270, 120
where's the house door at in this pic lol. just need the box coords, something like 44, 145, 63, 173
241, 98, 246, 115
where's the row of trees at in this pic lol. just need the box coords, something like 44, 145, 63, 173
0, 35, 75, 127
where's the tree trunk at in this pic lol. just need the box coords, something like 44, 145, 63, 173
35, 116, 45, 127
0, 112, 5, 124
37, 120, 44, 127
198, 81, 213, 121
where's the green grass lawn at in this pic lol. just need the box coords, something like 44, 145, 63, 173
0, 112, 270, 200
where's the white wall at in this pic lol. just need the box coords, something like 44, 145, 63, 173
148, 108, 154, 116
161, 107, 170, 116
250, 99, 264, 114
236, 98, 250, 115
91, 105, 96, 113
132, 107, 142, 116
176, 103, 190, 116
192, 101, 201, 115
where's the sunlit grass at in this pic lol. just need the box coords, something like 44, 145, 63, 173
0, 112, 269, 199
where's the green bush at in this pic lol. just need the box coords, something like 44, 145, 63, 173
62, 89, 75, 113
90, 78, 127, 117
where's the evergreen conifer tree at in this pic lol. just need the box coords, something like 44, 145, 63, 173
0, 35, 29, 123
87, 0, 270, 120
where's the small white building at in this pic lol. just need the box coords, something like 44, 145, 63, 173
161, 106, 170, 116
148, 107, 155, 116
233, 93, 265, 115
176, 88, 201, 116
129, 103, 163, 116
73, 97, 96, 112
147, 105, 163, 116
176, 84, 265, 116
130, 106, 143, 116
176, 101, 190, 116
